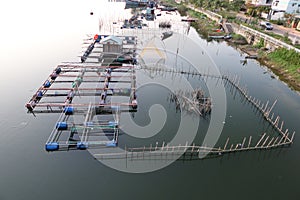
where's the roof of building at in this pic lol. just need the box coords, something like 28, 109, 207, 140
101, 35, 123, 45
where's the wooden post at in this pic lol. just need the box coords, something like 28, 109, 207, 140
162, 141, 165, 151
290, 131, 295, 143
192, 143, 195, 152
263, 101, 269, 113
278, 135, 285, 145
242, 137, 246, 148
267, 99, 277, 117
273, 137, 279, 147
280, 121, 284, 131
185, 141, 188, 152
276, 116, 280, 127
284, 129, 292, 143
271, 113, 274, 120
261, 103, 264, 111
172, 145, 175, 155
283, 133, 289, 143
235, 144, 239, 150
248, 136, 252, 148
125, 145, 127, 160
256, 133, 266, 147
224, 137, 229, 150
266, 137, 274, 148
261, 136, 269, 147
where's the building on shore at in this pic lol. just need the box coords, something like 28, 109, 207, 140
247, 0, 273, 6
269, 0, 300, 20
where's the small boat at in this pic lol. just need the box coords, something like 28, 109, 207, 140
208, 35, 225, 39
245, 55, 258, 59
208, 34, 232, 40
181, 17, 197, 22
161, 31, 173, 40
126, 0, 139, 6
224, 34, 232, 40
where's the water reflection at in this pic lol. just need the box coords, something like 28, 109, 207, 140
0, 1, 299, 199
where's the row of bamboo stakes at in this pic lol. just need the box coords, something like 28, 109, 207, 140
94, 67, 296, 160
94, 137, 292, 160
222, 74, 295, 147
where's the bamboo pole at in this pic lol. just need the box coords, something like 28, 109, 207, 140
263, 101, 269, 113
283, 133, 290, 143
280, 121, 284, 131
266, 137, 274, 148
224, 137, 229, 150
290, 132, 295, 142
256, 133, 266, 147
248, 136, 252, 148
273, 137, 279, 146
242, 137, 246, 148
267, 99, 277, 117
271, 113, 274, 120
261, 136, 269, 147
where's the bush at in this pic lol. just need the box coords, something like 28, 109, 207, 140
177, 4, 188, 16
254, 38, 265, 48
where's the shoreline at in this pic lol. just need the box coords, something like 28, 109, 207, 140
237, 44, 300, 92
186, 8, 300, 93
259, 56, 300, 92
162, 0, 299, 93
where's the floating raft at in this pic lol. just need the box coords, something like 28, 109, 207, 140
26, 34, 138, 152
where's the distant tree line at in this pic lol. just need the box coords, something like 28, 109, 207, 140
188, 0, 245, 12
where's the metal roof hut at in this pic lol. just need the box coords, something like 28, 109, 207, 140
101, 35, 123, 55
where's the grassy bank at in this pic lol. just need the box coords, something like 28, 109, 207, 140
260, 48, 300, 90
161, 0, 300, 91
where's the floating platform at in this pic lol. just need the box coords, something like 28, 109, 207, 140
26, 34, 138, 152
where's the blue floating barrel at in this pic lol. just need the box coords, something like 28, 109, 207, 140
45, 142, 59, 151
56, 122, 68, 130
77, 142, 88, 150
44, 80, 51, 88
36, 91, 43, 99
64, 107, 74, 115
108, 121, 118, 127
106, 140, 117, 147
55, 67, 62, 74
85, 121, 93, 127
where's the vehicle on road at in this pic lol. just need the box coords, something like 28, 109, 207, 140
260, 21, 273, 30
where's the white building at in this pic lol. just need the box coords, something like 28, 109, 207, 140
270, 0, 300, 19
250, 0, 273, 6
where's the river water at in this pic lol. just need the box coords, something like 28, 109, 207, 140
0, 0, 299, 199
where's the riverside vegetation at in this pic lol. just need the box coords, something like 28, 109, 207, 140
162, 0, 300, 92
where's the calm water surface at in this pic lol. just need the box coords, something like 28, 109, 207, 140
0, 1, 299, 199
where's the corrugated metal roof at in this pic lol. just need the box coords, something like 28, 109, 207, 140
101, 35, 123, 45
